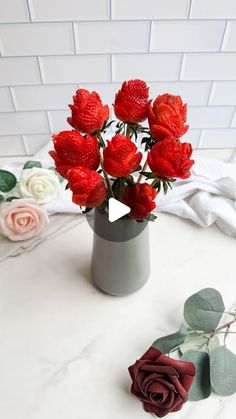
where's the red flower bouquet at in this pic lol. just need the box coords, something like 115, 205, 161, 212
49, 79, 194, 220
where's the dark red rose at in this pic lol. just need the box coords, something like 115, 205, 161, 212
123, 183, 157, 220
67, 167, 106, 208
103, 134, 142, 177
148, 94, 189, 140
147, 138, 194, 180
113, 79, 150, 123
129, 347, 195, 418
67, 88, 109, 134
49, 130, 100, 179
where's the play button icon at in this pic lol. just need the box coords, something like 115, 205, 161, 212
108, 198, 130, 222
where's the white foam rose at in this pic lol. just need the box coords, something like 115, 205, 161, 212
0, 198, 49, 241
19, 168, 60, 204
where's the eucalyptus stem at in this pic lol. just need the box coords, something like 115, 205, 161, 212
100, 158, 114, 198
214, 317, 236, 334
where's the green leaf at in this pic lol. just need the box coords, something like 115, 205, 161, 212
184, 288, 225, 332
0, 170, 17, 192
146, 213, 157, 222
182, 350, 211, 401
179, 333, 209, 354
23, 160, 42, 169
152, 324, 188, 353
0, 194, 4, 203
207, 335, 220, 353
6, 196, 20, 202
210, 345, 236, 396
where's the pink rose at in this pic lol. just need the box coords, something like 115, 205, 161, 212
0, 198, 49, 242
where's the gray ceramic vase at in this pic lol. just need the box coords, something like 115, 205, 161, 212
91, 208, 150, 296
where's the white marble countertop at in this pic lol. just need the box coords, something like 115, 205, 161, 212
0, 149, 236, 419
0, 211, 236, 419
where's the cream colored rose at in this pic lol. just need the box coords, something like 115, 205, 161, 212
0, 198, 49, 241
18, 168, 60, 204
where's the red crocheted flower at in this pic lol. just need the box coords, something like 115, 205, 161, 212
67, 167, 106, 208
123, 183, 157, 220
49, 130, 100, 179
103, 134, 142, 177
147, 138, 194, 179
113, 79, 150, 123
67, 88, 109, 134
148, 94, 189, 140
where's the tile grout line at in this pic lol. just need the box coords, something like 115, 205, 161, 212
207, 82, 214, 105
8, 87, 16, 111
187, 0, 193, 19
220, 20, 229, 51
109, 0, 112, 20
1, 18, 236, 25
178, 54, 185, 80
21, 135, 29, 155
230, 107, 236, 127
109, 54, 113, 82
148, 21, 152, 52
1, 51, 236, 59
25, 0, 32, 21
36, 57, 44, 84
72, 22, 77, 54
196, 129, 202, 149
198, 130, 204, 148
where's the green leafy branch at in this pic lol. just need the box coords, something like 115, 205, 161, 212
152, 288, 236, 401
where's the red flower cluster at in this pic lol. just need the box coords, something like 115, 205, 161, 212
148, 94, 189, 140
103, 134, 142, 177
113, 79, 149, 123
49, 130, 100, 179
129, 347, 195, 418
67, 89, 109, 134
148, 138, 194, 179
49, 80, 194, 217
123, 183, 157, 220
67, 167, 106, 208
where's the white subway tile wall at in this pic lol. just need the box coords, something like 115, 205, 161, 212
0, 0, 235, 156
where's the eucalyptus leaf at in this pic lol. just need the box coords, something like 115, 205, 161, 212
0, 170, 17, 193
23, 160, 42, 169
184, 288, 225, 332
179, 333, 209, 354
210, 345, 236, 396
182, 350, 211, 401
152, 324, 187, 353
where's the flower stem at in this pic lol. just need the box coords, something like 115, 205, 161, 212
137, 159, 148, 183
100, 157, 114, 198
126, 124, 131, 138
214, 317, 236, 334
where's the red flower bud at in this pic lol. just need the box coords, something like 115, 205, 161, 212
148, 138, 194, 180
67, 89, 109, 134
49, 130, 100, 179
67, 167, 106, 208
103, 134, 142, 177
113, 79, 150, 123
123, 183, 157, 220
148, 94, 189, 140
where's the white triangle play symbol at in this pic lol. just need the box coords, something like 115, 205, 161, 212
108, 198, 131, 222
